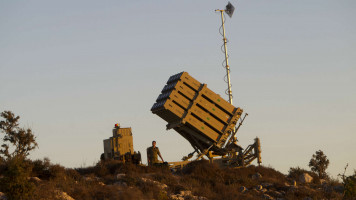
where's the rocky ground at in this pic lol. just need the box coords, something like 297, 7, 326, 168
0, 159, 347, 200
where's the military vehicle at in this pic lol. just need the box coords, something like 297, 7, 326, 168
101, 123, 141, 164
151, 72, 261, 169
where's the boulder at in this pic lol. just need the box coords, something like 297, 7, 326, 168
170, 195, 184, 200
83, 176, 93, 181
239, 186, 248, 193
141, 177, 168, 190
55, 191, 74, 200
116, 173, 126, 179
299, 173, 313, 183
29, 177, 41, 183
180, 190, 192, 196
255, 185, 263, 191
170, 190, 204, 200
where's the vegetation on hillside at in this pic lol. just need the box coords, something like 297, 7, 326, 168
0, 110, 353, 200
0, 111, 38, 200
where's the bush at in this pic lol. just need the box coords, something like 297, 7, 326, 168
343, 171, 356, 199
31, 157, 51, 179
339, 165, 356, 199
0, 156, 35, 200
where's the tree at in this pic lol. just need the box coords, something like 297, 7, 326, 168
0, 111, 38, 160
0, 111, 38, 199
308, 150, 329, 179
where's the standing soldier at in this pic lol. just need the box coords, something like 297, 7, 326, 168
147, 141, 164, 166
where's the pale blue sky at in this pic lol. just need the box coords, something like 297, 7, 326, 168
1, 1, 355, 177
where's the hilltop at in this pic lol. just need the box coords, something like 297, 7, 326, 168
0, 159, 347, 200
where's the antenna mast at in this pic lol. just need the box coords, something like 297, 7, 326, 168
215, 2, 235, 105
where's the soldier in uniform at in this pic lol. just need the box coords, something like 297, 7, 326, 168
147, 141, 164, 166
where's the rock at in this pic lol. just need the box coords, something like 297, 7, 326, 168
98, 181, 105, 186
116, 173, 126, 179
141, 178, 168, 190
29, 177, 41, 182
170, 190, 204, 200
239, 186, 248, 193
299, 173, 313, 183
170, 195, 184, 200
0, 192, 7, 200
180, 190, 192, 196
263, 194, 275, 200
252, 172, 262, 180
55, 190, 74, 200
83, 176, 93, 181
285, 180, 296, 186
255, 185, 263, 191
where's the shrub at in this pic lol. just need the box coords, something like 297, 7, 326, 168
31, 157, 51, 179
0, 156, 35, 200
343, 171, 356, 199
339, 164, 356, 199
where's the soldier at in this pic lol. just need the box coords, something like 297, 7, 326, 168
147, 141, 164, 166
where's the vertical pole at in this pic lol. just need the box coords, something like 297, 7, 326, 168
219, 10, 236, 148
220, 10, 233, 105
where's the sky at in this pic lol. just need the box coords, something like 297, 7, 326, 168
0, 1, 355, 178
